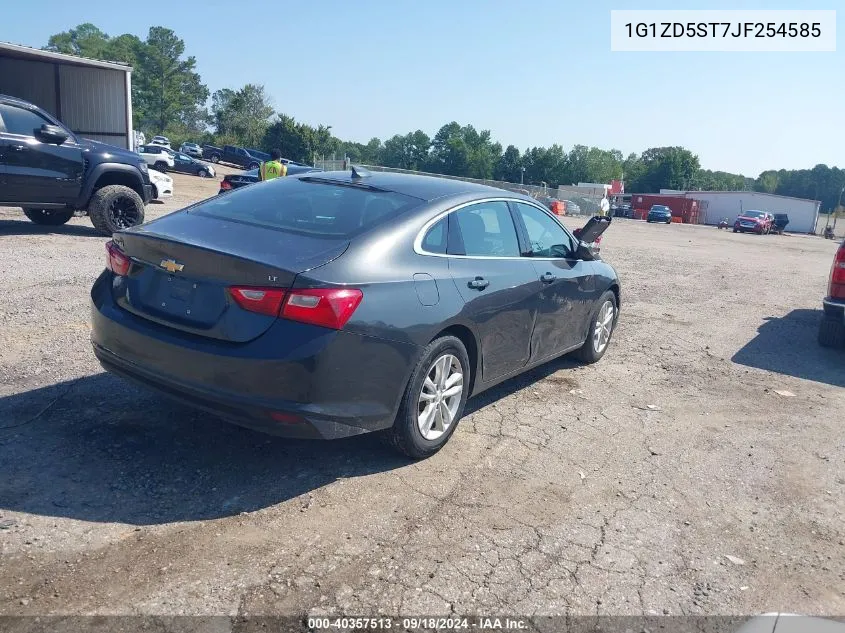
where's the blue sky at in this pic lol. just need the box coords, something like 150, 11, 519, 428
1, 0, 842, 176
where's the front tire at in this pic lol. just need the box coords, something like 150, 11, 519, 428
22, 208, 74, 226
88, 185, 145, 236
211, 154, 220, 163
818, 317, 845, 348
573, 290, 617, 364
385, 336, 470, 459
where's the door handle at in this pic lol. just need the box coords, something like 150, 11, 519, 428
540, 272, 557, 283
467, 276, 489, 290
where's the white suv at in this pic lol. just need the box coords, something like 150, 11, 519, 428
149, 135, 171, 148
138, 145, 175, 172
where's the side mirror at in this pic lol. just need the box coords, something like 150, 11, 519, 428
35, 124, 69, 145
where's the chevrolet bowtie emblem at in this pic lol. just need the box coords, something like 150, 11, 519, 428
160, 259, 184, 273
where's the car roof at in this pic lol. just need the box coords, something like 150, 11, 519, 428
0, 93, 40, 109
308, 170, 517, 202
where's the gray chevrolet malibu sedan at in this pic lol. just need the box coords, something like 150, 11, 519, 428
91, 168, 621, 458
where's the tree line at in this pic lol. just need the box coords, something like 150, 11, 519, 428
46, 24, 845, 210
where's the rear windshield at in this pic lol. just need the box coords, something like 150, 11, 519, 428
191, 177, 423, 238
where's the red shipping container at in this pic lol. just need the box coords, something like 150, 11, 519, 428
630, 194, 701, 224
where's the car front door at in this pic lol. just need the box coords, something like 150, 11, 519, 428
446, 200, 540, 383
173, 153, 194, 174
0, 103, 83, 205
512, 201, 598, 359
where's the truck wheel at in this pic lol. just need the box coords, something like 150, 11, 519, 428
818, 317, 845, 349
211, 154, 220, 163
153, 161, 168, 173
22, 208, 74, 226
88, 185, 145, 236
248, 162, 260, 170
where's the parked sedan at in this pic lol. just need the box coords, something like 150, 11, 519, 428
180, 142, 203, 159
733, 209, 773, 234
91, 170, 620, 458
647, 205, 673, 223
169, 151, 215, 178
218, 164, 321, 193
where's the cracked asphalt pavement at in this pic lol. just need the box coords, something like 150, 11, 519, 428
1, 176, 844, 618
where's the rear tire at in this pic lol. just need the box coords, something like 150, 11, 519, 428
573, 290, 617, 364
384, 336, 470, 459
22, 208, 74, 226
248, 162, 260, 170
818, 317, 845, 349
88, 185, 145, 236
211, 154, 220, 163
153, 161, 168, 173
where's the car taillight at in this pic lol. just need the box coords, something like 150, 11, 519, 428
829, 244, 845, 299
229, 286, 287, 317
282, 288, 363, 330
220, 179, 232, 190
105, 241, 130, 276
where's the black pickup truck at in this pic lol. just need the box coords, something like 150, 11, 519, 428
202, 144, 265, 169
0, 94, 151, 235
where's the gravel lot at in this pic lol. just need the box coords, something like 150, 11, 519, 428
0, 173, 843, 619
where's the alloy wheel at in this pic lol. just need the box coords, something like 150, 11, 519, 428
109, 196, 142, 230
592, 300, 615, 354
417, 354, 463, 441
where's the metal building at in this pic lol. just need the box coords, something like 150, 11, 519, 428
0, 41, 133, 150
660, 189, 821, 234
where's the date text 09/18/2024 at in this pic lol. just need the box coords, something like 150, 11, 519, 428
307, 617, 528, 630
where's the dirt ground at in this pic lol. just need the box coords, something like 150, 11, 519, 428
0, 173, 843, 620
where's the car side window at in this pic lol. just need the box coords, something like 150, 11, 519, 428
0, 104, 51, 137
452, 201, 520, 257
421, 217, 448, 254
514, 202, 575, 258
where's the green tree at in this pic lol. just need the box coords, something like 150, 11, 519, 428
633, 146, 701, 192
262, 114, 321, 163
211, 84, 274, 148
45, 23, 110, 58
134, 27, 209, 134
496, 145, 523, 182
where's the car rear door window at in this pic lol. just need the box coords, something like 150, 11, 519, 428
0, 104, 51, 137
452, 201, 520, 257
513, 202, 576, 258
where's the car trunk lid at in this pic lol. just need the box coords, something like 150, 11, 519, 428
111, 212, 348, 343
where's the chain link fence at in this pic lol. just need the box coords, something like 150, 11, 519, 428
312, 162, 607, 217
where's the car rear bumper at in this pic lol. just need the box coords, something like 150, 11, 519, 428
823, 298, 845, 322
90, 273, 421, 439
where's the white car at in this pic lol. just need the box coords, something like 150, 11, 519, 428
148, 169, 173, 200
137, 145, 175, 172
149, 135, 171, 148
